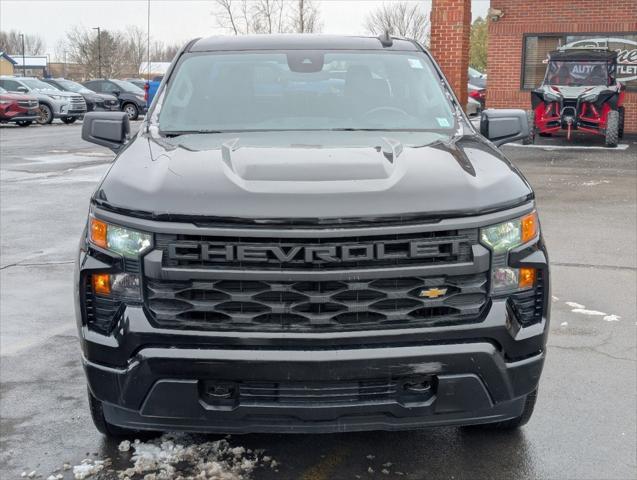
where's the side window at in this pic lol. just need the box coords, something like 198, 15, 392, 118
0, 79, 22, 92
100, 82, 117, 93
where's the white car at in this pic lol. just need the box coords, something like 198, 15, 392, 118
0, 76, 86, 124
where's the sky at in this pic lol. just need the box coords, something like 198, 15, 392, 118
1, 0, 490, 60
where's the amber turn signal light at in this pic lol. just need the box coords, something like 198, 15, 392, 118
90, 218, 108, 249
518, 267, 536, 289
92, 273, 111, 296
521, 212, 539, 244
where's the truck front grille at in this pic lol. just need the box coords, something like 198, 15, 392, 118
155, 229, 477, 271
145, 273, 488, 331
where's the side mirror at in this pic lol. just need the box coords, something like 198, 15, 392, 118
112, 89, 121, 96
480, 109, 530, 147
17, 86, 28, 93
82, 112, 130, 152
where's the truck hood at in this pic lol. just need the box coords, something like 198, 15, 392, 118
95, 131, 533, 220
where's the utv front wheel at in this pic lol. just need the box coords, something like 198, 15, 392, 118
463, 389, 537, 431
522, 110, 535, 145
605, 110, 619, 148
618, 106, 625, 139
88, 388, 155, 438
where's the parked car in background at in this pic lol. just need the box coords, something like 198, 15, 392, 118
83, 79, 147, 120
469, 67, 487, 89
0, 86, 39, 126
0, 76, 86, 124
42, 78, 120, 113
125, 77, 162, 107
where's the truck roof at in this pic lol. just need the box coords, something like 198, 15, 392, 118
190, 34, 420, 52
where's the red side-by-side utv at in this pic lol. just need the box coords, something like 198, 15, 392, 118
526, 48, 626, 147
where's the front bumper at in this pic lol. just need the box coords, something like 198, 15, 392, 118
80, 296, 548, 433
77, 202, 550, 433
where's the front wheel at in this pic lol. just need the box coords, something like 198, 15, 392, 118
618, 106, 625, 139
123, 102, 139, 121
605, 110, 619, 148
16, 120, 33, 127
522, 110, 535, 145
61, 116, 77, 124
36, 103, 53, 125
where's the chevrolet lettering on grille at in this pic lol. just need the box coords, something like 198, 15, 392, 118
167, 240, 461, 264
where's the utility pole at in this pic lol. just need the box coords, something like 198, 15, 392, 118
92, 26, 102, 78
20, 33, 26, 76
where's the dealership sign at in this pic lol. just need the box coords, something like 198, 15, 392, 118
564, 37, 637, 84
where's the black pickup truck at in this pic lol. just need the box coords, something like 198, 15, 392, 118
77, 34, 550, 437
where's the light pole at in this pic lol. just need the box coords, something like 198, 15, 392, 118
19, 33, 26, 76
92, 27, 101, 78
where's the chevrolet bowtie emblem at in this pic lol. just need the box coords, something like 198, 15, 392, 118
419, 287, 448, 298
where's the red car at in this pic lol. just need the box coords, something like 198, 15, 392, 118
0, 86, 40, 126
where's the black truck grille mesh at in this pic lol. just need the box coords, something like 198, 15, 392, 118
145, 273, 488, 331
239, 379, 398, 405
155, 229, 477, 271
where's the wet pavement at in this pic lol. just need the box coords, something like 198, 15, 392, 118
1, 122, 636, 479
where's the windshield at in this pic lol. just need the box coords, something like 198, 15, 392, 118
112, 79, 144, 94
544, 61, 611, 86
158, 50, 455, 133
56, 79, 92, 94
21, 78, 59, 91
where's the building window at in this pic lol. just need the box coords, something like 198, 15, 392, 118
522, 33, 637, 90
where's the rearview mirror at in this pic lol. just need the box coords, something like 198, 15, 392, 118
480, 109, 530, 147
81, 112, 130, 152
17, 86, 28, 93
112, 89, 121, 96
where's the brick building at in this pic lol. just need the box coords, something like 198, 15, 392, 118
486, 0, 637, 133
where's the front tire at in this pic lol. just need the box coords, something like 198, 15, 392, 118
123, 102, 139, 120
61, 116, 77, 124
605, 110, 619, 148
88, 388, 155, 438
522, 110, 535, 145
16, 120, 33, 127
617, 106, 625, 139
36, 103, 53, 125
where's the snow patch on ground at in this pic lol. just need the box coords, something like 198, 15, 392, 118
565, 302, 585, 309
571, 308, 606, 316
115, 434, 271, 480
603, 314, 621, 322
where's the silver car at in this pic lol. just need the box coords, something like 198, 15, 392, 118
0, 76, 86, 124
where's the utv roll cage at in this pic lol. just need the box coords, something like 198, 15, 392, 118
543, 48, 618, 87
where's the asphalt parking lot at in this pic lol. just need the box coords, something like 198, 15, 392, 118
1, 121, 636, 480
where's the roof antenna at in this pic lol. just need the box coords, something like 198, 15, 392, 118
379, 30, 393, 48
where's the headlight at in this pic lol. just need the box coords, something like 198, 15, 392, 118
581, 93, 599, 103
49, 95, 64, 100
137, 95, 146, 102
89, 217, 152, 258
480, 212, 539, 254
481, 212, 540, 293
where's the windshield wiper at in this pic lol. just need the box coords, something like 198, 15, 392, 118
160, 130, 224, 137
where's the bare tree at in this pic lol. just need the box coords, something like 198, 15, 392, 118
252, 0, 285, 34
364, 1, 429, 45
124, 25, 148, 74
213, 0, 320, 35
149, 40, 181, 62
0, 30, 45, 55
289, 0, 321, 33
213, 0, 241, 35
62, 26, 128, 78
